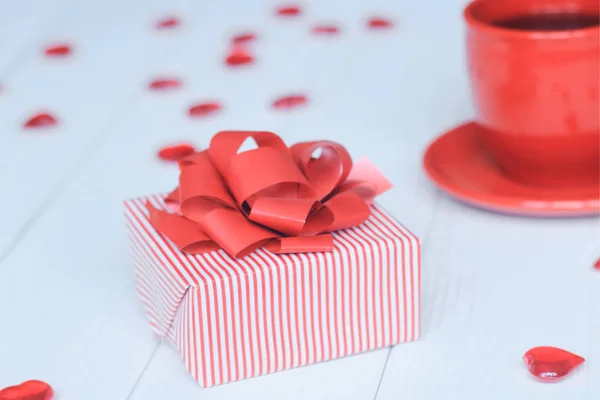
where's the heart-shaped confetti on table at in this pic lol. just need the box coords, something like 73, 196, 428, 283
594, 258, 599, 271
276, 5, 301, 17
156, 16, 180, 30
0, 379, 53, 400
272, 94, 308, 110
148, 78, 182, 91
225, 45, 254, 66
23, 112, 58, 129
44, 44, 72, 57
232, 32, 257, 44
368, 17, 394, 29
523, 346, 585, 382
157, 143, 197, 162
312, 24, 340, 35
188, 102, 222, 118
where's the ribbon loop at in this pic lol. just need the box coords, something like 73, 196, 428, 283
148, 131, 392, 258
340, 157, 393, 204
179, 162, 237, 222
227, 146, 315, 208
322, 191, 371, 232
147, 202, 219, 254
249, 197, 319, 236
208, 131, 289, 178
290, 141, 353, 200
201, 207, 277, 258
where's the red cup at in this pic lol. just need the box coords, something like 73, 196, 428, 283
464, 0, 600, 187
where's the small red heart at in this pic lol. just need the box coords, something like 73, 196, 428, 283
523, 346, 585, 382
188, 102, 222, 117
44, 44, 72, 57
368, 17, 394, 29
156, 16, 180, 30
157, 143, 197, 162
276, 5, 301, 17
312, 24, 340, 35
594, 258, 600, 271
24, 112, 58, 129
148, 78, 182, 91
0, 380, 53, 400
225, 45, 254, 66
272, 94, 308, 110
232, 32, 257, 44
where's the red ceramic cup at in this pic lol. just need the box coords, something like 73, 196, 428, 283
464, 0, 600, 187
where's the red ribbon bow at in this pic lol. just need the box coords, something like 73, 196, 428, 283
148, 131, 392, 258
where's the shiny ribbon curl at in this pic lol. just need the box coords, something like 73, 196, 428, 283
148, 130, 392, 258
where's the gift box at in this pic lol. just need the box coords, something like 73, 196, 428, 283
124, 131, 421, 387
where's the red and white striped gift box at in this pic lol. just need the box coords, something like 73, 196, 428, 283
124, 194, 421, 387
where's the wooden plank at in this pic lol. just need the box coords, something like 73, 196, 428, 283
0, 0, 492, 398
376, 196, 600, 399
0, 0, 74, 74
0, 0, 251, 397
0, 0, 206, 258
129, 344, 389, 400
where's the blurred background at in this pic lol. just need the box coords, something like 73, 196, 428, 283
0, 1, 598, 400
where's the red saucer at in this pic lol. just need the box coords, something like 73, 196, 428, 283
423, 122, 600, 217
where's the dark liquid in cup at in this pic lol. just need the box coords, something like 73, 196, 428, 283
493, 12, 599, 31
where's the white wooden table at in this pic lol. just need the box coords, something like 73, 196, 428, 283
0, 1, 598, 399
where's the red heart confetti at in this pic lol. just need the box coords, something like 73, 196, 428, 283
0, 379, 53, 400
312, 24, 340, 35
232, 32, 257, 44
158, 143, 197, 162
148, 78, 182, 91
44, 44, 72, 57
156, 16, 180, 30
188, 102, 222, 118
368, 17, 394, 30
23, 112, 58, 129
523, 346, 585, 382
594, 258, 600, 271
225, 45, 254, 66
272, 94, 308, 110
276, 5, 301, 17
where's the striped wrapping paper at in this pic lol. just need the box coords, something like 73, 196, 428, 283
124, 194, 421, 387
